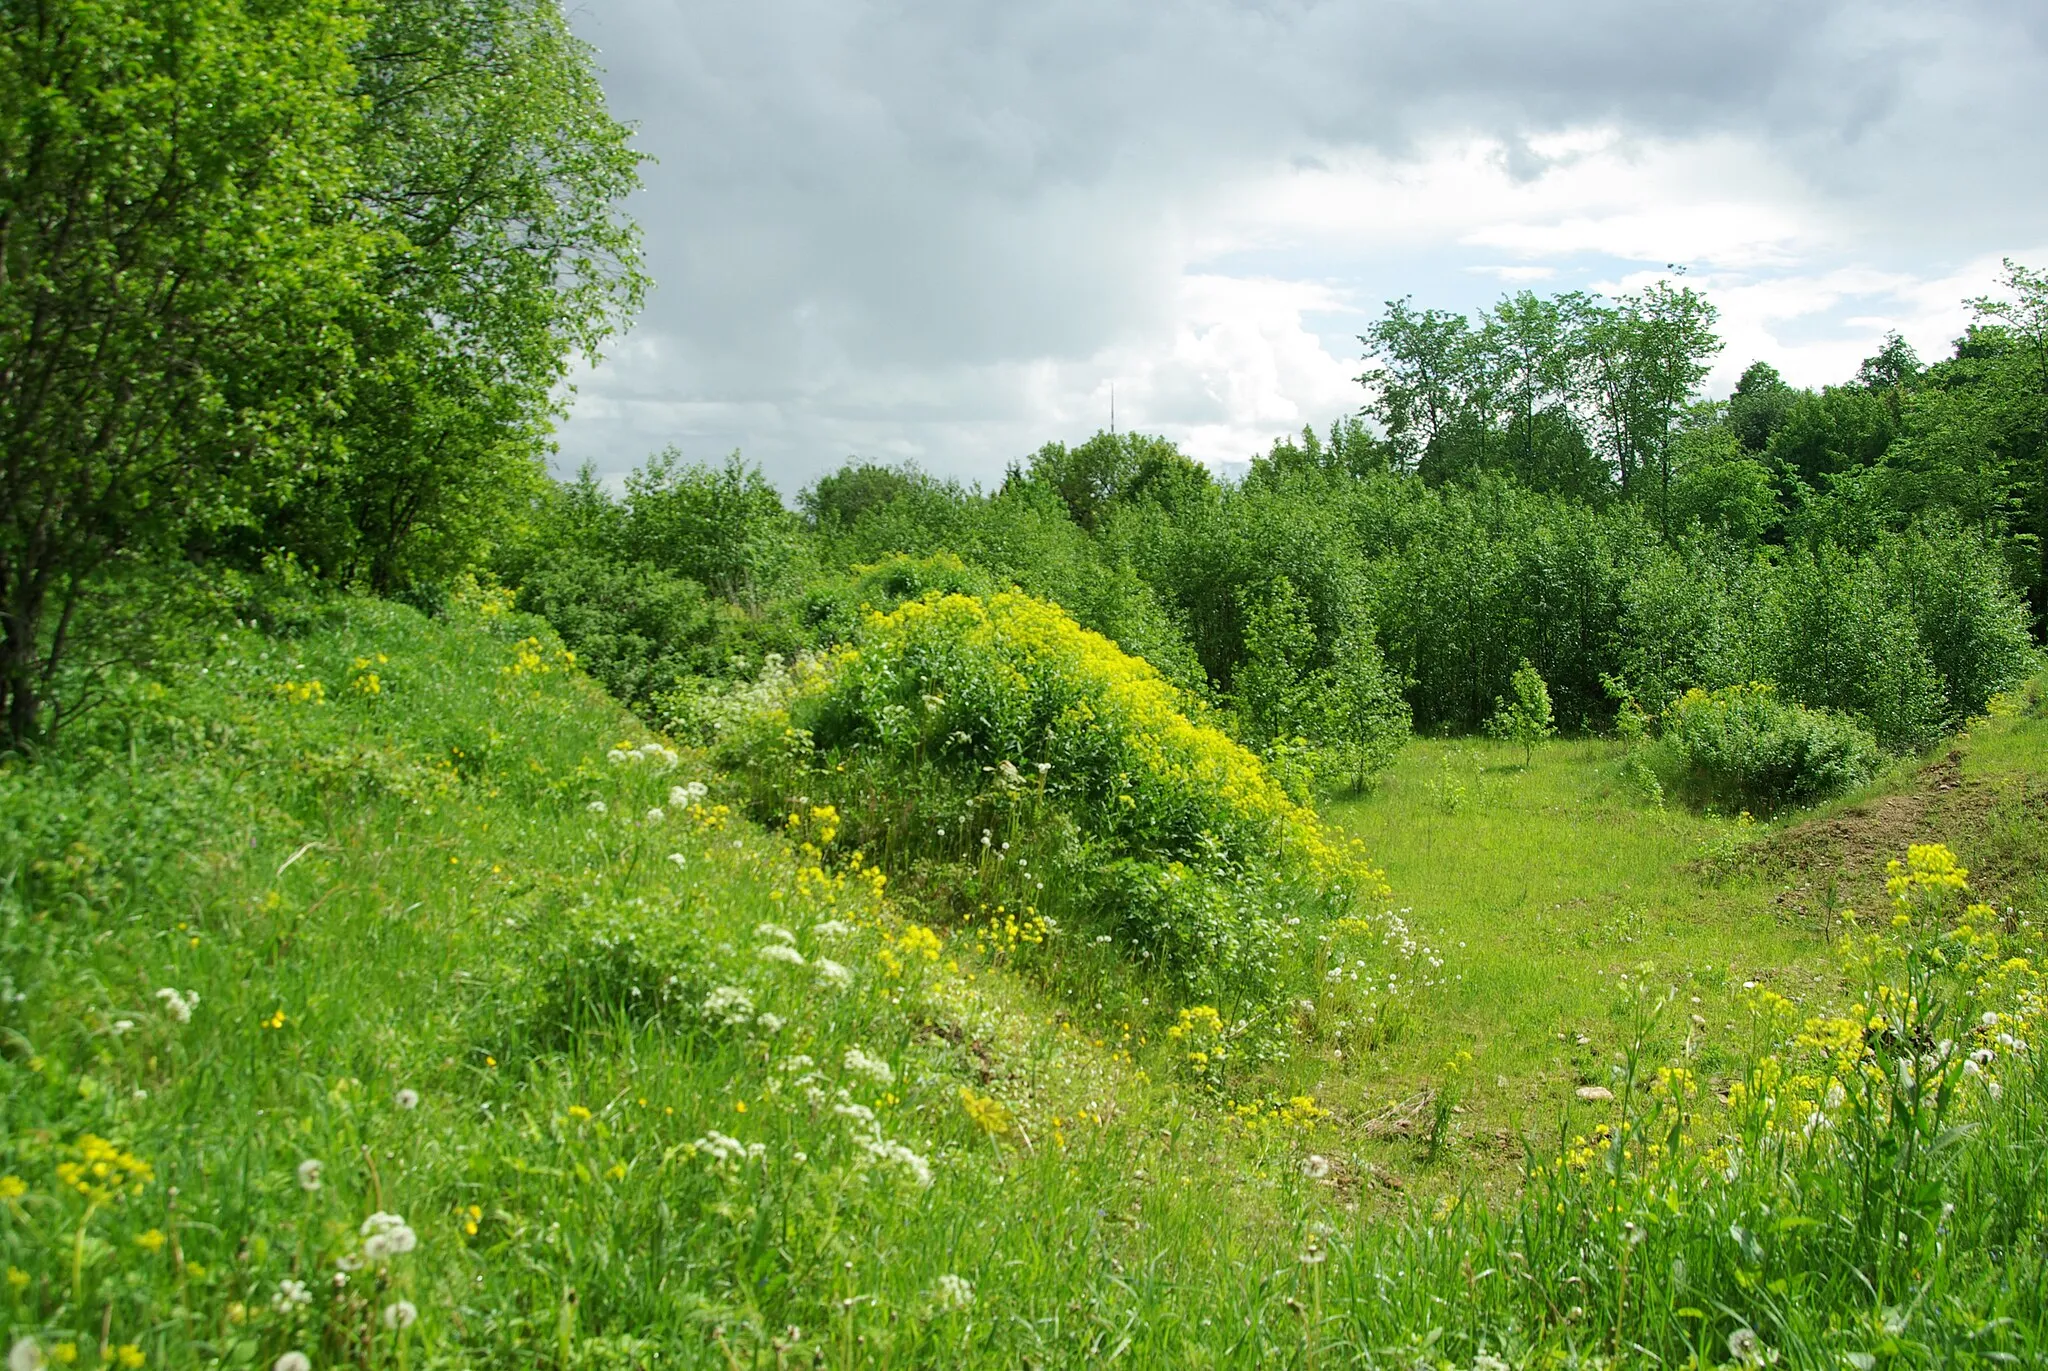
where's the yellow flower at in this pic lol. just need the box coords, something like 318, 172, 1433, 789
566, 1105, 592, 1121
51, 1344, 78, 1365
116, 1345, 145, 1368
0, 1175, 25, 1200
5, 1266, 27, 1290
958, 1087, 1013, 1137
134, 1229, 167, 1254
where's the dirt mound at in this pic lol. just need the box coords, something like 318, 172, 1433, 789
1754, 747, 2046, 920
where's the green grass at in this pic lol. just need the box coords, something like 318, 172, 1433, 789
1318, 739, 1838, 1177
2, 592, 2043, 1369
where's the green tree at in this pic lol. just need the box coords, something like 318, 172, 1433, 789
623, 450, 802, 608
1488, 660, 1557, 764
270, 0, 646, 591
0, 0, 373, 743
1726, 361, 1796, 453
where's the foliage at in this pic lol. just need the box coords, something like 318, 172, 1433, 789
1647, 681, 1881, 812
713, 589, 1389, 1023
1487, 660, 1557, 764
0, 0, 374, 743
253, 0, 646, 593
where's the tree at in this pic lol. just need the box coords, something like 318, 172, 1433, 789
1574, 283, 1721, 530
261, 0, 645, 591
1359, 299, 1480, 477
0, 0, 373, 744
1488, 660, 1556, 764
1727, 361, 1796, 453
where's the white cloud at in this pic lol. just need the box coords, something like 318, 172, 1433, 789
554, 0, 2048, 491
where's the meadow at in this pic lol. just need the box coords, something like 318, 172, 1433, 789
3, 586, 2044, 1369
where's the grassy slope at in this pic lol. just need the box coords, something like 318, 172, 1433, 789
1317, 698, 2048, 1187
3, 594, 2041, 1368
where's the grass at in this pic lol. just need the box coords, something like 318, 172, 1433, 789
1, 587, 2043, 1368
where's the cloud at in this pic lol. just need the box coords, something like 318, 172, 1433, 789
555, 0, 2048, 490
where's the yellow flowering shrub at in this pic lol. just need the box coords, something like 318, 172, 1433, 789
738, 590, 1388, 1023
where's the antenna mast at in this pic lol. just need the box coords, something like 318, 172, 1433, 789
1110, 383, 1116, 436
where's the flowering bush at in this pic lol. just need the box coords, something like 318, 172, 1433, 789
719, 590, 1387, 1025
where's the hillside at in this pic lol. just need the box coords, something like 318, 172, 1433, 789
2, 589, 2044, 1368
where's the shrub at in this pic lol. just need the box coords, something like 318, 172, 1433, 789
1648, 681, 1880, 813
715, 590, 1389, 1025
1486, 659, 1555, 763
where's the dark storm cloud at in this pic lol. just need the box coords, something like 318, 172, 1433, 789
558, 0, 2048, 485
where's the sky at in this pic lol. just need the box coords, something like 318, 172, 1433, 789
555, 0, 2048, 494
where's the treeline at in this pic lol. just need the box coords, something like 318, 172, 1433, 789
486, 268, 2045, 792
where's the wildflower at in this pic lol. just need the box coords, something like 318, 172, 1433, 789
1299, 1238, 1327, 1265
933, 1274, 974, 1310
671, 781, 709, 806
859, 1137, 933, 1187
567, 1105, 592, 1121
273, 1279, 313, 1313
155, 988, 198, 1023
115, 1350, 143, 1371
360, 1212, 417, 1260
134, 1228, 166, 1253
755, 923, 797, 945
1300, 1154, 1331, 1180
667, 852, 686, 867
959, 1088, 1013, 1136
703, 986, 755, 1026
843, 1047, 894, 1086
1727, 1328, 1765, 1366
814, 958, 853, 990
274, 1355, 312, 1371
0, 1176, 24, 1200
4, 1268, 25, 1290
757, 943, 805, 967
50, 1349, 75, 1368
756, 1013, 786, 1034
645, 808, 665, 824
382, 1301, 418, 1331
110, 1019, 135, 1036
586, 800, 607, 814
10, 1339, 45, 1371
396, 1088, 420, 1110
811, 919, 854, 938
297, 1159, 323, 1192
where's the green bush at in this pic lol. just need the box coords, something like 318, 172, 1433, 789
713, 589, 1393, 1031
1648, 681, 1880, 812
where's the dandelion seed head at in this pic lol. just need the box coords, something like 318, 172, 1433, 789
382, 1300, 417, 1330
395, 1088, 419, 1110
296, 1159, 323, 1192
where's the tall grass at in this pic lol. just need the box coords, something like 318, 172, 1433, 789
2, 588, 2043, 1368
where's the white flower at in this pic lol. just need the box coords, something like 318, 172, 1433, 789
586, 799, 608, 814
273, 1354, 312, 1371
757, 943, 806, 967
810, 920, 854, 938
843, 1047, 894, 1085
1300, 1154, 1331, 1180
382, 1300, 418, 1330
9, 1338, 44, 1371
703, 985, 755, 1025
156, 987, 198, 1023
670, 781, 708, 806
395, 1088, 420, 1110
110, 1019, 135, 1036
645, 808, 665, 824
833, 1101, 878, 1127
756, 1013, 785, 1034
273, 1279, 313, 1313
638, 742, 678, 769
933, 1274, 974, 1310
755, 923, 797, 945
667, 853, 687, 867
360, 1211, 417, 1260
297, 1159, 323, 1192
606, 749, 630, 765
694, 1131, 766, 1171
859, 1137, 932, 1187
814, 958, 852, 990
